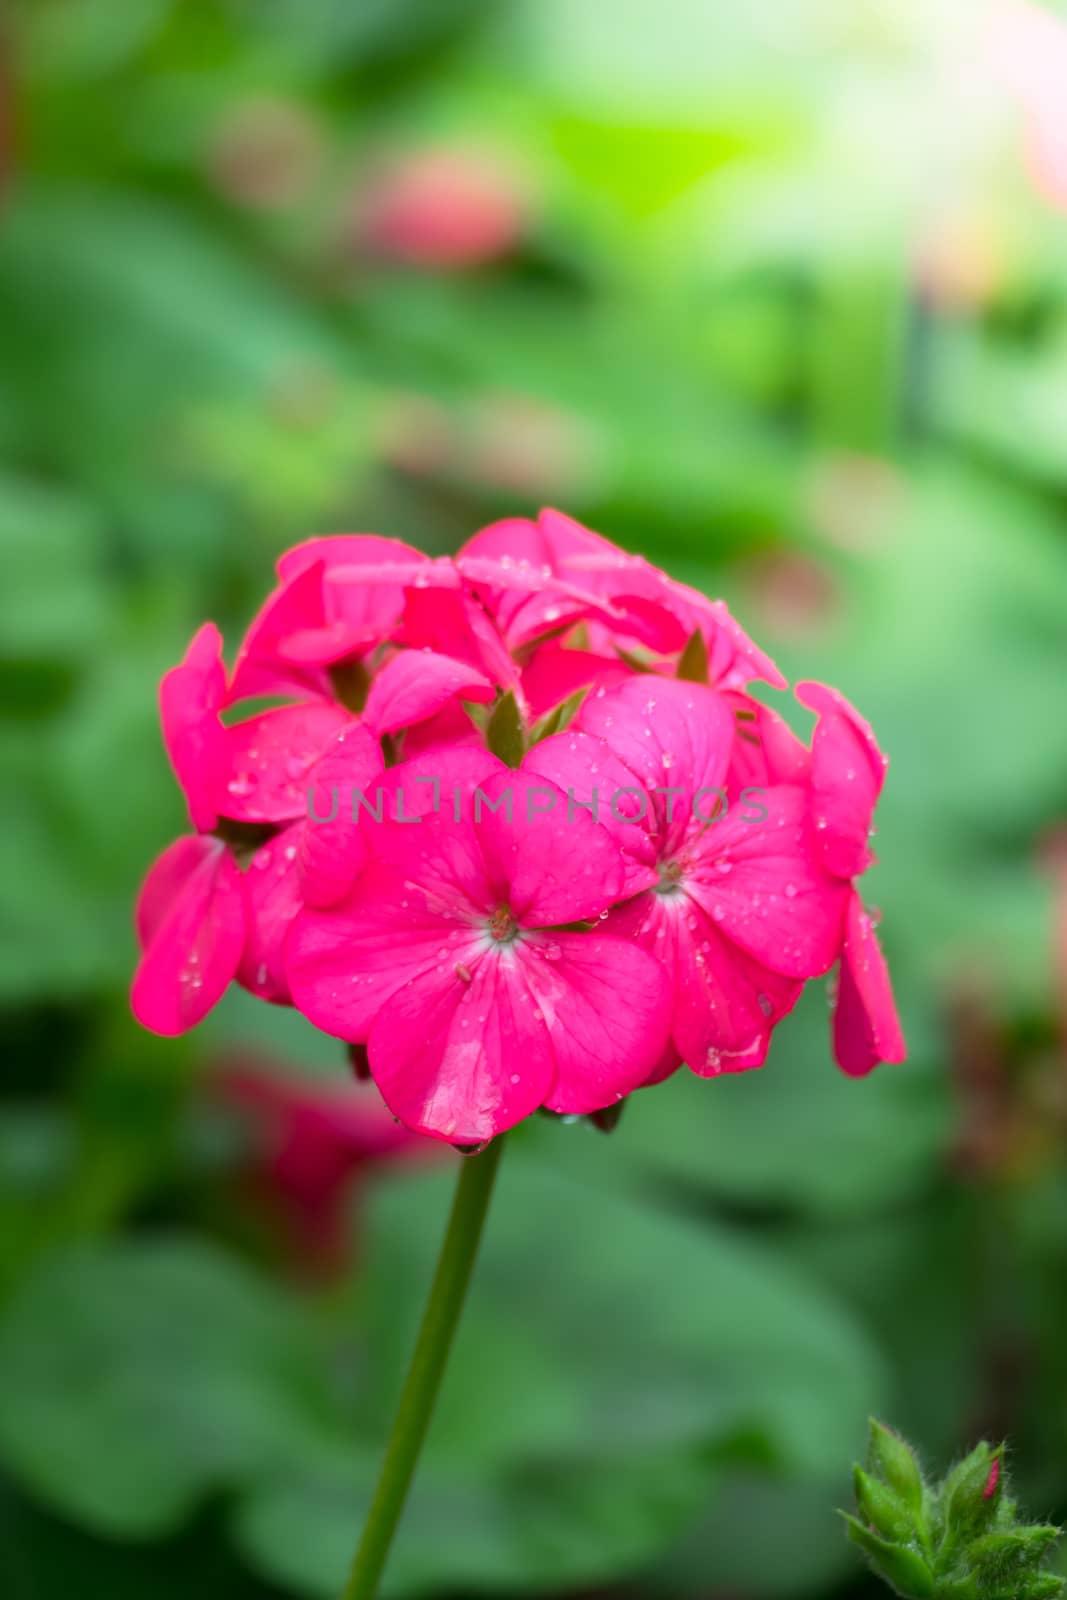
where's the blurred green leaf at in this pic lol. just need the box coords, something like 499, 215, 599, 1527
0, 1238, 336, 1536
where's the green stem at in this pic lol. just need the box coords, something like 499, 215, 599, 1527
340, 1136, 506, 1600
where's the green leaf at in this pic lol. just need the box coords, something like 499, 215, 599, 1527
0, 475, 111, 662
0, 1238, 333, 1537
355, 1154, 884, 1484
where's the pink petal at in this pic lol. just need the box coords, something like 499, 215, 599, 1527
693, 1030, 772, 1078
402, 582, 518, 692
237, 826, 304, 1003
796, 681, 887, 880
323, 554, 447, 643
277, 621, 382, 668
215, 702, 353, 823
643, 1038, 683, 1086
459, 515, 549, 567
577, 676, 735, 857
725, 692, 811, 789
131, 837, 246, 1036
277, 533, 427, 583
235, 547, 431, 697
661, 577, 786, 691
685, 786, 847, 978
228, 562, 330, 704
367, 943, 556, 1143
286, 861, 487, 1043
463, 512, 687, 654
365, 751, 509, 909
533, 510, 689, 653
135, 834, 215, 949
298, 721, 384, 908
402, 700, 485, 757
521, 639, 631, 720
523, 932, 673, 1114
833, 892, 906, 1076
473, 769, 626, 927
459, 553, 650, 652
523, 731, 658, 896
610, 889, 800, 1063
363, 649, 494, 736
159, 623, 228, 832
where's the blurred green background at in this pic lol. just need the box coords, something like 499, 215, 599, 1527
4, 0, 1067, 1595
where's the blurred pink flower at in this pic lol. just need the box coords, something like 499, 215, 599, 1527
741, 549, 840, 643
986, 1, 1067, 210
216, 1054, 433, 1275
348, 147, 529, 269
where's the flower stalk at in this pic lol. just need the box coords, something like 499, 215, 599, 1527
340, 1136, 506, 1600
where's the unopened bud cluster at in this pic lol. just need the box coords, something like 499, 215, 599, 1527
844, 1420, 1063, 1600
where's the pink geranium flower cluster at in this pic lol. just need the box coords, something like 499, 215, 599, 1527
132, 510, 905, 1144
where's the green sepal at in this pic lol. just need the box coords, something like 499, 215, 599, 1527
486, 690, 526, 767
1018, 1575, 1066, 1599
966, 1526, 1062, 1588
854, 1465, 918, 1544
676, 627, 709, 684
843, 1514, 936, 1598
588, 1100, 626, 1134
328, 658, 370, 713
529, 685, 588, 745
868, 1419, 926, 1518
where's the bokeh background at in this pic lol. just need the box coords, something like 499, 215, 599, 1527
4, 0, 1067, 1595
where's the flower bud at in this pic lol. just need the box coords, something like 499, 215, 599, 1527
845, 1425, 1064, 1600
942, 1444, 1005, 1547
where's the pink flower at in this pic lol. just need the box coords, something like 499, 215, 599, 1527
986, 2, 1067, 212
286, 751, 673, 1144
797, 682, 906, 1076
563, 677, 848, 1074
348, 147, 529, 269
133, 509, 905, 1136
